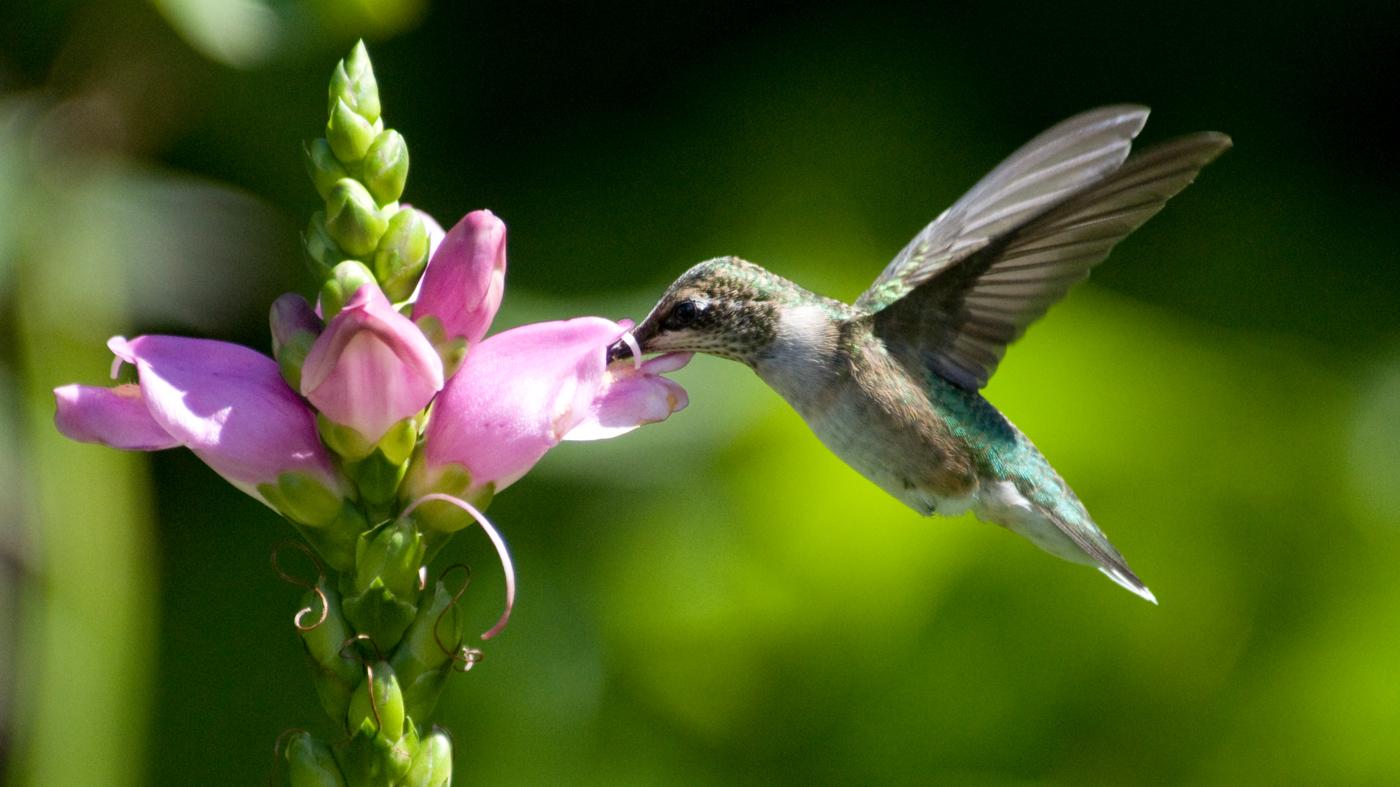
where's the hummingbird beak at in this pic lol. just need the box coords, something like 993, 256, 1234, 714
606, 317, 655, 365
605, 337, 634, 364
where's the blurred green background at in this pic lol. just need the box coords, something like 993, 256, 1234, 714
3, 1, 1398, 784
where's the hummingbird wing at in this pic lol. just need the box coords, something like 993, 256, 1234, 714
858, 109, 1230, 390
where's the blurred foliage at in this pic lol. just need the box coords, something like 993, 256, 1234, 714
3, 1, 1398, 785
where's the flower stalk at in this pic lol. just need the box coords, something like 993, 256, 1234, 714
53, 41, 692, 785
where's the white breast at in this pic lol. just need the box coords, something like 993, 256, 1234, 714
753, 304, 839, 408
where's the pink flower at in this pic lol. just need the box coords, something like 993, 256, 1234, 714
407, 317, 691, 501
412, 210, 506, 350
301, 284, 444, 443
54, 335, 345, 509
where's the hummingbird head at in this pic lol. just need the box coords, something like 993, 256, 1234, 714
608, 256, 793, 367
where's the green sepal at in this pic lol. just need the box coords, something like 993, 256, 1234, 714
373, 208, 429, 302
328, 40, 381, 123
389, 581, 464, 722
259, 471, 343, 528
296, 583, 363, 725
303, 510, 364, 573
362, 129, 409, 206
325, 180, 387, 257
412, 315, 468, 380
399, 728, 452, 787
349, 448, 409, 508
304, 138, 351, 203
317, 413, 376, 463
319, 260, 378, 321
303, 211, 346, 282
378, 418, 418, 466
326, 99, 378, 165
283, 731, 348, 787
347, 660, 405, 743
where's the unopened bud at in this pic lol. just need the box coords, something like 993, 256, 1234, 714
270, 294, 324, 390
328, 40, 381, 123
284, 731, 348, 787
304, 138, 351, 202
326, 99, 378, 165
400, 729, 452, 787
318, 261, 378, 322
354, 518, 425, 601
374, 208, 430, 302
348, 661, 405, 742
325, 179, 387, 257
303, 212, 346, 282
363, 129, 409, 205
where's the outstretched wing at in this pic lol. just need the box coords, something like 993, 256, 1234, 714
856, 105, 1152, 313
866, 127, 1231, 390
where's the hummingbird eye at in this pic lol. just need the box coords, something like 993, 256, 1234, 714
663, 299, 702, 330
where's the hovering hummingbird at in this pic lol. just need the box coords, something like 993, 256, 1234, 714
608, 106, 1230, 602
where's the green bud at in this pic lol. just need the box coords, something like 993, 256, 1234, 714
325, 180, 388, 257
400, 729, 452, 787
304, 138, 351, 202
348, 661, 405, 743
270, 294, 323, 391
353, 518, 425, 601
303, 211, 347, 282
296, 584, 363, 724
297, 504, 366, 573
326, 98, 378, 165
374, 208, 430, 302
362, 129, 409, 205
317, 413, 376, 462
319, 260, 378, 321
390, 581, 465, 721
328, 40, 381, 123
284, 731, 348, 787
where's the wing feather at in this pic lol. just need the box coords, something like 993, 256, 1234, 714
872, 131, 1231, 390
856, 105, 1151, 312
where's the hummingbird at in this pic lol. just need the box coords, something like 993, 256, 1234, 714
608, 106, 1230, 602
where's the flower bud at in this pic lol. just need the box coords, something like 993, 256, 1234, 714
348, 661, 405, 743
354, 519, 425, 601
390, 581, 465, 721
270, 294, 324, 391
303, 211, 346, 282
325, 179, 387, 257
284, 731, 348, 787
374, 207, 430, 302
326, 98, 378, 165
304, 137, 351, 202
362, 129, 409, 206
328, 40, 381, 123
400, 729, 452, 787
319, 261, 378, 321
297, 583, 364, 723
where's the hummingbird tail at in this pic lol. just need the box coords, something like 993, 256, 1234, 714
976, 479, 1157, 604
1097, 565, 1158, 605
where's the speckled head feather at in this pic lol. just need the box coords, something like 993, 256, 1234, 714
630, 256, 812, 365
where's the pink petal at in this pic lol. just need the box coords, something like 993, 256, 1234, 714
564, 360, 690, 442
301, 285, 444, 442
413, 210, 507, 348
109, 335, 340, 496
424, 317, 620, 493
53, 383, 181, 450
